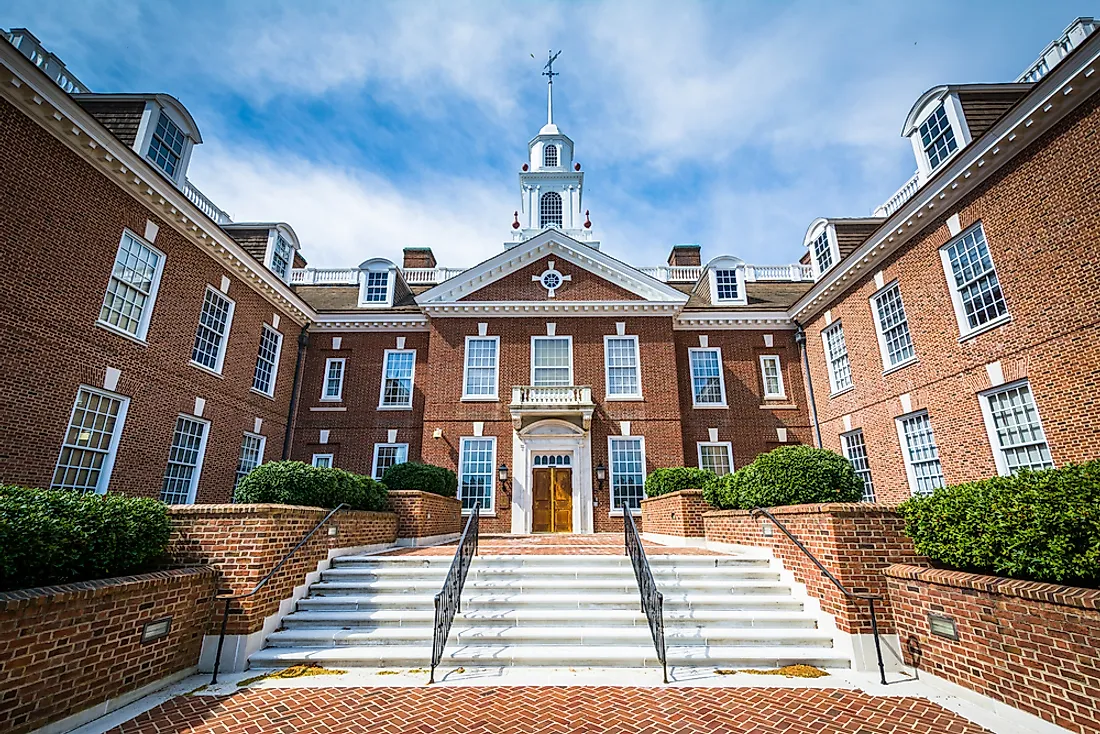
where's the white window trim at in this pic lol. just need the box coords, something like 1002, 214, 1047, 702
134, 101, 195, 188
530, 335, 574, 386
321, 357, 346, 402
52, 385, 130, 495
251, 325, 283, 398
312, 453, 334, 468
706, 264, 748, 306
807, 222, 841, 279
378, 348, 416, 410
977, 379, 1053, 477
821, 322, 853, 396
372, 442, 409, 481
938, 223, 1012, 340
758, 354, 786, 399
608, 435, 646, 516
163, 413, 210, 505
696, 441, 734, 475
840, 429, 875, 503
869, 280, 918, 373
458, 435, 497, 515
236, 431, 267, 485
96, 229, 166, 343
909, 94, 972, 182
603, 334, 642, 401
358, 268, 395, 308
461, 335, 500, 401
894, 410, 942, 497
688, 347, 728, 408
263, 229, 296, 283
189, 285, 236, 377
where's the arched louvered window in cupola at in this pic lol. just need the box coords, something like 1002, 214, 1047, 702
543, 144, 558, 167
540, 191, 563, 228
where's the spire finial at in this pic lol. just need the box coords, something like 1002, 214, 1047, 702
543, 50, 561, 126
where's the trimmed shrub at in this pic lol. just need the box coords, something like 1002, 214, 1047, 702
235, 461, 388, 512
381, 462, 458, 498
703, 446, 864, 510
0, 487, 170, 592
644, 467, 716, 498
899, 461, 1100, 587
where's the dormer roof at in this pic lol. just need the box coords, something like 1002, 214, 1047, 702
901, 83, 1032, 138
73, 93, 202, 143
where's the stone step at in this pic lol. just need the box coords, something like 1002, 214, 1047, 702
309, 578, 792, 595
332, 554, 766, 569
320, 566, 781, 582
297, 592, 803, 613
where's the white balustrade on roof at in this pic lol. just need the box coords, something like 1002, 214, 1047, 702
873, 171, 921, 218
184, 180, 232, 225
4, 28, 89, 94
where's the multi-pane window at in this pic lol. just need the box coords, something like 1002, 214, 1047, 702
160, 416, 209, 504
99, 231, 164, 339
235, 433, 265, 490
312, 453, 333, 468
458, 437, 495, 512
372, 443, 409, 481
51, 387, 128, 493
604, 336, 641, 398
379, 350, 415, 408
361, 271, 390, 303
812, 229, 833, 274
322, 358, 345, 400
698, 442, 733, 476
919, 104, 958, 170
897, 412, 944, 496
759, 355, 785, 398
463, 337, 499, 398
543, 144, 558, 167
942, 225, 1009, 334
270, 235, 293, 280
982, 382, 1053, 475
689, 348, 726, 406
714, 269, 739, 301
871, 283, 915, 368
252, 326, 283, 396
191, 287, 235, 373
841, 430, 875, 502
822, 323, 853, 393
540, 191, 563, 227
532, 337, 572, 386
610, 437, 646, 511
147, 111, 187, 178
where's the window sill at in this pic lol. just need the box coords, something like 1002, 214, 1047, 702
310, 406, 347, 412
95, 320, 149, 346
958, 314, 1012, 343
759, 403, 798, 410
609, 508, 642, 517
762, 393, 787, 401
377, 405, 413, 411
249, 387, 276, 401
882, 357, 919, 376
319, 397, 343, 403
828, 386, 855, 399
605, 395, 644, 402
462, 510, 497, 517
692, 403, 728, 410
188, 360, 224, 379
461, 395, 500, 402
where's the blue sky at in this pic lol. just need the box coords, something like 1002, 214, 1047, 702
5, 1, 1090, 269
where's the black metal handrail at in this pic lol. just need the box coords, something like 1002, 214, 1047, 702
429, 502, 480, 684
623, 503, 667, 683
750, 507, 887, 685
209, 502, 349, 684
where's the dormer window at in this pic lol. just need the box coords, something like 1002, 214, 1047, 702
705, 257, 747, 305
362, 271, 390, 303
713, 270, 740, 301
804, 220, 840, 279
540, 191, 563, 227
812, 230, 833, 273
269, 235, 293, 281
147, 111, 187, 179
544, 144, 558, 167
919, 103, 957, 171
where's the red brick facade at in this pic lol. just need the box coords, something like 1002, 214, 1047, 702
640, 489, 709, 537
388, 490, 462, 540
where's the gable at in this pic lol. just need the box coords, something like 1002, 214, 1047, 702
459, 255, 644, 302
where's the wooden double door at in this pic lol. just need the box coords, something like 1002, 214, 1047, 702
532, 466, 573, 533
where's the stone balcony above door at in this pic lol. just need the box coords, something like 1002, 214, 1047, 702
509, 385, 595, 430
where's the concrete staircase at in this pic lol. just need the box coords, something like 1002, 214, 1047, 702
248, 551, 852, 671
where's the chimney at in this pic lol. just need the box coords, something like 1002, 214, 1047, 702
402, 247, 436, 269
667, 244, 701, 267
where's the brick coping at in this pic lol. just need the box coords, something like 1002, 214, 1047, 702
704, 502, 904, 518
639, 489, 706, 504
886, 563, 1100, 611
0, 566, 214, 604
167, 503, 394, 518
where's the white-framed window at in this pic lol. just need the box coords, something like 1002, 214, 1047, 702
462, 336, 500, 400
822, 322, 853, 394
252, 325, 283, 397
190, 286, 235, 374
713, 269, 740, 301
379, 349, 415, 409
705, 258, 747, 305
372, 443, 409, 481
98, 230, 165, 341
146, 110, 187, 179
697, 442, 733, 476
543, 144, 558, 167
896, 411, 944, 496
979, 381, 1053, 476
940, 224, 1009, 337
235, 432, 266, 489
609, 436, 646, 513
919, 103, 958, 172
51, 386, 129, 494
870, 282, 915, 369
269, 234, 294, 281
322, 358, 345, 401
759, 355, 785, 399
604, 335, 641, 399
312, 453, 333, 468
811, 229, 834, 274
160, 414, 210, 504
841, 429, 875, 502
688, 347, 727, 407
540, 191, 563, 228
459, 436, 496, 513
531, 336, 573, 386
361, 271, 391, 303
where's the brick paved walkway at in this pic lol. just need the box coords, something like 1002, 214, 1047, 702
109, 686, 992, 733
376, 533, 721, 556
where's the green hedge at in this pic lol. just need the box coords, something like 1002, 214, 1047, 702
381, 462, 458, 498
0, 487, 170, 592
644, 467, 716, 498
703, 445, 864, 510
899, 461, 1100, 587
235, 461, 388, 511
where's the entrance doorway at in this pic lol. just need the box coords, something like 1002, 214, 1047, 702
531, 455, 573, 533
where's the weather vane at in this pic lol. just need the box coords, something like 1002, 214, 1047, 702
543, 50, 561, 82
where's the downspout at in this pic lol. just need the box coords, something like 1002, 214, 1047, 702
793, 321, 823, 449
282, 323, 310, 460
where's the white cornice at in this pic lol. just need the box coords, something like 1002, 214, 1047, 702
674, 313, 795, 330
310, 314, 430, 331
422, 301, 682, 318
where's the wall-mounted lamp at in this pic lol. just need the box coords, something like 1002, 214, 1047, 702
432, 428, 443, 439
595, 462, 606, 495
498, 463, 510, 498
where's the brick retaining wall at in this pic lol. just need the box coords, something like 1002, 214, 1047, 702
387, 490, 462, 540
640, 489, 709, 537
0, 567, 214, 734
886, 564, 1100, 734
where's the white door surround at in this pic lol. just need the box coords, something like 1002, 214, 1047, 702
510, 419, 593, 534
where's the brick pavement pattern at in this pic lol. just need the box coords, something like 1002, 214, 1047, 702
109, 686, 992, 733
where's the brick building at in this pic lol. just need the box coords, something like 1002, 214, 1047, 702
1, 18, 1098, 529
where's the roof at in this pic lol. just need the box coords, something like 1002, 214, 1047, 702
682, 281, 813, 312
902, 83, 1032, 137
833, 218, 885, 258
71, 92, 203, 143
293, 285, 420, 313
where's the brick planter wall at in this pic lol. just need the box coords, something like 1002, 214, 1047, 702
0, 567, 214, 734
387, 490, 462, 541
640, 490, 710, 537
703, 503, 923, 633
166, 504, 397, 635
886, 565, 1100, 734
